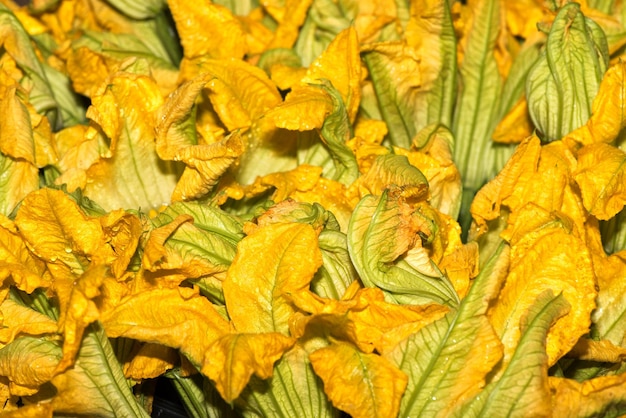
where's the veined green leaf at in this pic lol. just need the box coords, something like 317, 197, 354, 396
347, 191, 459, 307
451, 0, 503, 236
51, 323, 150, 417
450, 291, 570, 417
312, 229, 357, 299
315, 81, 359, 185
601, 209, 626, 254
587, 0, 614, 15
0, 153, 39, 217
386, 242, 509, 417
294, 0, 354, 66
362, 0, 456, 149
239, 343, 338, 418
166, 369, 239, 418
104, 0, 165, 19
147, 202, 245, 302
0, 5, 83, 130
526, 3, 609, 142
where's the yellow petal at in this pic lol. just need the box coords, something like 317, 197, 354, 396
549, 373, 626, 417
310, 342, 407, 418
99, 209, 142, 279
574, 143, 626, 220
302, 27, 361, 122
14, 188, 104, 276
168, 0, 246, 59
492, 98, 533, 144
568, 338, 626, 363
0, 214, 50, 293
489, 224, 597, 367
265, 85, 333, 131
65, 47, 113, 98
266, 0, 313, 50
101, 287, 230, 367
224, 222, 322, 334
55, 264, 108, 373
565, 62, 626, 145
192, 58, 282, 131
243, 164, 323, 203
84, 71, 178, 211
202, 332, 295, 402
124, 343, 178, 380
0, 299, 57, 346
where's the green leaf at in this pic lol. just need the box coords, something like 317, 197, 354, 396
526, 3, 609, 142
601, 208, 626, 254
317, 81, 359, 185
312, 229, 357, 299
294, 0, 354, 66
386, 241, 509, 417
104, 0, 166, 19
148, 202, 245, 303
347, 191, 459, 307
450, 0, 503, 236
51, 323, 150, 417
362, 0, 456, 149
239, 344, 338, 418
450, 291, 570, 417
0, 5, 83, 130
166, 369, 239, 418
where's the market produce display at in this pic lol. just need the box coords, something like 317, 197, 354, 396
0, 0, 626, 416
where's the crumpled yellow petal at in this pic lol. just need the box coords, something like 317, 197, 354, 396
492, 98, 533, 144
568, 338, 626, 363
84, 71, 179, 211
55, 264, 108, 373
202, 332, 295, 402
224, 222, 322, 334
549, 373, 626, 417
489, 217, 597, 367
14, 188, 104, 278
191, 58, 282, 131
289, 287, 449, 355
310, 342, 407, 418
0, 299, 57, 346
168, 0, 246, 59
265, 84, 333, 131
124, 343, 178, 380
64, 47, 114, 98
101, 287, 230, 368
266, 0, 313, 49
0, 214, 50, 293
99, 209, 142, 279
574, 143, 626, 220
243, 164, 323, 203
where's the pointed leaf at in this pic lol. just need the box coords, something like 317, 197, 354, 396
451, 291, 570, 417
386, 242, 509, 417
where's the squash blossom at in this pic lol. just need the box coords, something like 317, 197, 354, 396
0, 0, 626, 417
